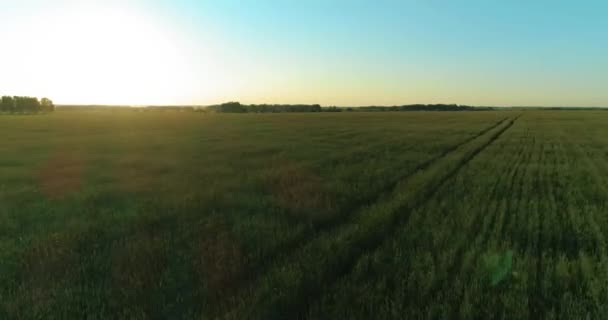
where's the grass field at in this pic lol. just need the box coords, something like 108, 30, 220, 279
1, 110, 607, 319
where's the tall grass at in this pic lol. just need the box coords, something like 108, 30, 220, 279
11, 110, 608, 319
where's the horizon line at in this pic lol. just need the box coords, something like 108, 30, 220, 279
55, 103, 608, 109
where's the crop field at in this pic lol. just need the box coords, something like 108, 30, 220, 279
1, 110, 607, 319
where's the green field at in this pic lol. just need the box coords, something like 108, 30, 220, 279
1, 110, 607, 319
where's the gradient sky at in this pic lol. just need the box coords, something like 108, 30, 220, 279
1, 0, 607, 106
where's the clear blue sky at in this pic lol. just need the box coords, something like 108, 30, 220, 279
1, 0, 607, 106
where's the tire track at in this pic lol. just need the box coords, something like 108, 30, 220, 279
498, 135, 528, 241
416, 118, 528, 310
222, 115, 520, 320
505, 127, 532, 251
445, 123, 530, 318
482, 125, 528, 248
504, 129, 532, 251
323, 114, 522, 320
211, 116, 513, 318
209, 118, 514, 314
440, 122, 527, 319
250, 118, 511, 271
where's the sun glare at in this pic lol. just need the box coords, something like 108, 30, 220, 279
1, 3, 202, 105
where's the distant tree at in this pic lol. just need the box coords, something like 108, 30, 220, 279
41, 98, 55, 112
14, 96, 40, 113
215, 102, 246, 113
1, 96, 14, 112
13, 96, 25, 112
0, 96, 53, 113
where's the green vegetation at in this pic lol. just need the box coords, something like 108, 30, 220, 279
1, 110, 607, 319
202, 102, 491, 113
0, 96, 54, 113
204, 102, 322, 113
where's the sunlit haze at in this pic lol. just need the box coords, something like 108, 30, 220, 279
1, 0, 607, 106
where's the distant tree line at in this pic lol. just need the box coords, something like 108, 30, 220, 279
201, 102, 492, 113
203, 102, 323, 113
0, 96, 54, 113
356, 104, 493, 112
142, 106, 195, 112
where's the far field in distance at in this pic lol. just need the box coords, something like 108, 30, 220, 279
1, 107, 607, 319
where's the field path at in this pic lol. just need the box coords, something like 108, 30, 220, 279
253, 117, 511, 266
222, 114, 521, 320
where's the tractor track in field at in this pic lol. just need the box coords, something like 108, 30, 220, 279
280, 114, 522, 320
420, 120, 524, 320
214, 115, 521, 318
453, 136, 530, 319
212, 116, 515, 317
296, 115, 521, 319
441, 124, 530, 319
475, 125, 528, 250
498, 137, 528, 241
507, 131, 534, 251
403, 115, 523, 312
251, 117, 512, 271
